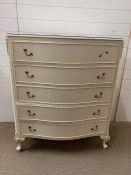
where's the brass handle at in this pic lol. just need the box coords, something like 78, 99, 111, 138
93, 110, 100, 115
99, 51, 109, 58
91, 125, 98, 131
25, 71, 34, 78
94, 92, 103, 98
23, 49, 33, 56
97, 73, 106, 79
99, 53, 102, 57
26, 91, 35, 98
27, 110, 36, 116
28, 126, 36, 132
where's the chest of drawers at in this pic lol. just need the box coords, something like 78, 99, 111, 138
7, 35, 123, 151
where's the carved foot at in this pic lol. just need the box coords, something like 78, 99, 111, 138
103, 140, 108, 149
100, 135, 110, 149
16, 143, 22, 152
15, 137, 25, 152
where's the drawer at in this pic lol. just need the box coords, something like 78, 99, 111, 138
13, 42, 118, 64
15, 65, 115, 85
16, 86, 112, 104
20, 120, 107, 139
18, 104, 109, 122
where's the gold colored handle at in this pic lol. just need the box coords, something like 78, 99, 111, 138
93, 110, 100, 115
23, 49, 33, 56
25, 71, 34, 78
27, 110, 36, 116
99, 51, 109, 58
97, 73, 106, 79
94, 92, 103, 98
91, 125, 98, 131
28, 126, 36, 132
99, 53, 102, 57
26, 91, 35, 98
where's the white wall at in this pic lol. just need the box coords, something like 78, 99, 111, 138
0, 1, 17, 121
0, 0, 131, 121
116, 36, 131, 121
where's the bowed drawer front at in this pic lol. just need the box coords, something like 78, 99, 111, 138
20, 120, 107, 139
18, 104, 109, 122
7, 35, 123, 151
16, 86, 112, 104
13, 42, 118, 64
15, 65, 115, 85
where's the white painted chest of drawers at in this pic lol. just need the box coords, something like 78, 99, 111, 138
7, 35, 123, 151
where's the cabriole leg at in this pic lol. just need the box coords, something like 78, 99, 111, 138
100, 135, 110, 149
15, 137, 25, 152
16, 143, 22, 152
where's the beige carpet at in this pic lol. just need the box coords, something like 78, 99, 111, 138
0, 122, 131, 175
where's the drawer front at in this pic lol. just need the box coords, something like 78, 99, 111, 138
18, 104, 109, 121
20, 120, 107, 139
13, 42, 118, 64
17, 86, 112, 104
15, 65, 115, 85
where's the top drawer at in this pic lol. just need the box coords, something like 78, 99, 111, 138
12, 42, 118, 64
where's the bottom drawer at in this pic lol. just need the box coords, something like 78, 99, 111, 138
20, 120, 107, 140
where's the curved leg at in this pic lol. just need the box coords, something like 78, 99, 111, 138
16, 143, 22, 152
103, 140, 108, 149
15, 137, 25, 152
100, 135, 110, 149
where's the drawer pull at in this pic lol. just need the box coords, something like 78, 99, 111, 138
23, 49, 33, 56
27, 110, 36, 116
99, 51, 109, 57
25, 71, 34, 78
94, 92, 103, 98
93, 110, 100, 115
28, 126, 36, 132
26, 91, 35, 98
97, 73, 105, 79
91, 125, 98, 131
99, 53, 102, 57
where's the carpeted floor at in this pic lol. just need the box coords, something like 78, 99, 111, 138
0, 122, 131, 175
